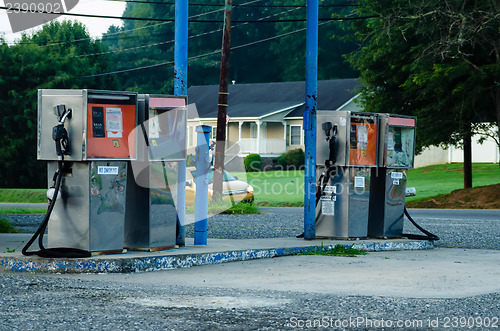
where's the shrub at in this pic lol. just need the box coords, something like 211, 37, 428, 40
0, 218, 20, 233
244, 154, 262, 172
186, 154, 195, 167
277, 148, 305, 169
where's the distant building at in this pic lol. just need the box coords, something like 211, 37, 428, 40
187, 79, 360, 161
415, 134, 499, 167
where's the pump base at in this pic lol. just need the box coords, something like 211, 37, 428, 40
125, 245, 178, 252
91, 249, 127, 256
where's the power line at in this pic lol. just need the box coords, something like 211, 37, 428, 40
72, 28, 211, 57
0, 0, 357, 46
0, 7, 357, 24
79, 20, 334, 78
99, 0, 358, 7
74, 2, 303, 57
0, 6, 197, 22
1, 0, 264, 46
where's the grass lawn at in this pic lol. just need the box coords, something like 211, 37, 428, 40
235, 170, 304, 206
237, 163, 499, 206
406, 163, 500, 202
0, 163, 498, 209
0, 207, 47, 214
0, 189, 46, 203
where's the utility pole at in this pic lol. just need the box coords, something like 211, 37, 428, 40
174, 0, 188, 246
213, 0, 232, 202
303, 0, 318, 240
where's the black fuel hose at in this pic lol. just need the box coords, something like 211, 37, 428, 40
402, 207, 440, 241
22, 160, 91, 258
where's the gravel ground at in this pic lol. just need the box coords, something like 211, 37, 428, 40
3, 214, 46, 234
4, 208, 499, 249
1, 208, 499, 330
1, 272, 499, 330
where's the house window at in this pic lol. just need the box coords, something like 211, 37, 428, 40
211, 126, 217, 140
290, 125, 301, 145
250, 122, 257, 139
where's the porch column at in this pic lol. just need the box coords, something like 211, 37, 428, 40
283, 121, 287, 151
238, 121, 242, 142
256, 120, 261, 154
226, 121, 229, 147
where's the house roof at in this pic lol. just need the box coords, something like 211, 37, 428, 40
187, 78, 360, 120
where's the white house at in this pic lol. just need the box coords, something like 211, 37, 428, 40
187, 79, 361, 159
187, 79, 499, 168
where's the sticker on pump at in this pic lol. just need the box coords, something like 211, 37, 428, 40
321, 200, 335, 216
339, 117, 346, 127
98, 166, 119, 175
323, 185, 336, 194
391, 172, 404, 179
106, 108, 123, 138
356, 125, 368, 149
354, 176, 365, 188
149, 109, 161, 138
393, 179, 400, 185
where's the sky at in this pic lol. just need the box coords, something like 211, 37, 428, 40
0, 0, 126, 43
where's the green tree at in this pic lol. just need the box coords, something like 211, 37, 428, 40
346, 0, 499, 188
268, 0, 358, 81
102, 0, 358, 91
0, 21, 118, 188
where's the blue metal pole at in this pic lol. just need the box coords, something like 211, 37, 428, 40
174, 0, 188, 246
303, 0, 318, 240
194, 125, 211, 245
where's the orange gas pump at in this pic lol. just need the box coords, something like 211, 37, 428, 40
24, 89, 138, 257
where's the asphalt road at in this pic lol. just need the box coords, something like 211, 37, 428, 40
4, 208, 500, 249
259, 207, 500, 221
256, 208, 500, 250
1, 208, 499, 330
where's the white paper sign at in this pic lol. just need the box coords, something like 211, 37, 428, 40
354, 176, 365, 188
356, 125, 368, 149
321, 200, 335, 216
106, 107, 123, 138
324, 185, 336, 194
391, 172, 404, 179
339, 117, 346, 127
320, 195, 336, 202
393, 179, 400, 185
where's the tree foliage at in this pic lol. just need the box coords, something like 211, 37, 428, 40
102, 0, 358, 92
0, 21, 118, 188
346, 0, 499, 155
1, 3, 361, 188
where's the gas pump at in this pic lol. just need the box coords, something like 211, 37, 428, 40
315, 111, 378, 238
124, 94, 187, 251
368, 114, 416, 238
23, 89, 138, 257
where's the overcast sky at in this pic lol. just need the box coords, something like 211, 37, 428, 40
0, 0, 126, 43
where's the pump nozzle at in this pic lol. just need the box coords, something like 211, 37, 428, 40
54, 105, 66, 118
59, 108, 72, 124
322, 122, 333, 140
52, 105, 71, 156
326, 124, 337, 167
53, 105, 72, 124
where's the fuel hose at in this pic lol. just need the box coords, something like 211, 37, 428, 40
402, 207, 440, 241
22, 161, 91, 258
